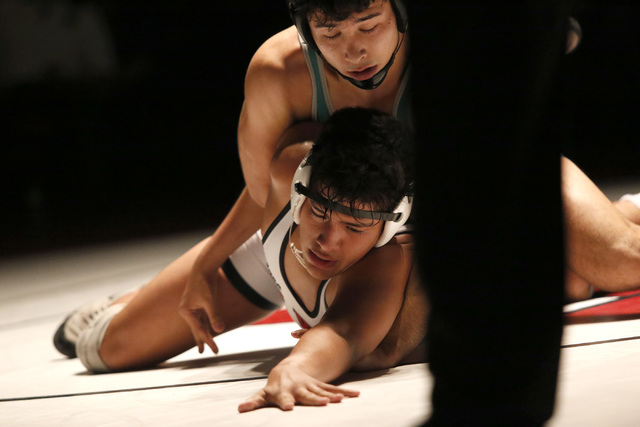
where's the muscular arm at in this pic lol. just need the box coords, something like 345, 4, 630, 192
563, 156, 640, 292
239, 27, 314, 206
196, 28, 315, 275
288, 236, 428, 370
181, 29, 319, 347
239, 242, 412, 412
281, 247, 409, 378
190, 188, 263, 283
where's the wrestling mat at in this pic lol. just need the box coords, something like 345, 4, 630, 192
1, 230, 639, 426
565, 290, 640, 324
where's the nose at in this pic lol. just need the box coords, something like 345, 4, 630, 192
315, 221, 341, 252
344, 38, 367, 63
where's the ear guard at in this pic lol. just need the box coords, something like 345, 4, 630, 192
290, 156, 412, 248
290, 154, 313, 225
376, 194, 412, 247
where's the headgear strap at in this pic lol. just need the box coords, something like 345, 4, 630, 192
294, 182, 402, 222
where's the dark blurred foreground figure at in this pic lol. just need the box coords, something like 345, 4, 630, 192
409, 2, 569, 425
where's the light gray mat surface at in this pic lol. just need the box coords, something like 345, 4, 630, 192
2, 229, 640, 426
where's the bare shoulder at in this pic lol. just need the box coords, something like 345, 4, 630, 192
322, 239, 413, 328
245, 26, 312, 113
251, 26, 303, 68
337, 239, 413, 292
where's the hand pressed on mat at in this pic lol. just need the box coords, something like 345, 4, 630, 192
238, 362, 360, 412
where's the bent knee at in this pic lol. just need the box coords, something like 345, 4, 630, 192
608, 226, 640, 290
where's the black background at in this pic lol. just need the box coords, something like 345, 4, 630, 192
0, 1, 637, 258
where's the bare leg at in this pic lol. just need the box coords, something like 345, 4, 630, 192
563, 157, 640, 291
100, 237, 274, 371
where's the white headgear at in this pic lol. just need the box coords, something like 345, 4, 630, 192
290, 156, 412, 248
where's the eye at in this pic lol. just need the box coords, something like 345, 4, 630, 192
346, 226, 365, 234
323, 32, 341, 40
361, 25, 377, 34
310, 204, 329, 220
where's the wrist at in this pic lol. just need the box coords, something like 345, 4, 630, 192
275, 355, 304, 371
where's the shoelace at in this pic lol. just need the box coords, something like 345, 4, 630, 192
82, 307, 105, 325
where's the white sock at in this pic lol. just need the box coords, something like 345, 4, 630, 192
76, 304, 124, 373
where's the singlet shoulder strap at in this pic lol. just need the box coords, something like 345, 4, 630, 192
392, 66, 413, 129
299, 34, 334, 122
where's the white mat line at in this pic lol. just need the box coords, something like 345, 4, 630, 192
562, 335, 640, 349
0, 375, 269, 403
563, 296, 621, 313
563, 291, 640, 314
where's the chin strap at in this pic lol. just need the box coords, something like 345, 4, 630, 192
289, 225, 307, 269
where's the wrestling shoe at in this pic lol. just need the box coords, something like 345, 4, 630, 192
53, 291, 130, 358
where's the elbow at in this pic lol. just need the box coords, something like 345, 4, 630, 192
351, 347, 403, 372
246, 183, 268, 209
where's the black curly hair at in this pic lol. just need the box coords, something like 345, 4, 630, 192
288, 0, 382, 24
306, 107, 413, 216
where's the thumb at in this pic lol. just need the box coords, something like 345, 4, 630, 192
209, 312, 225, 334
290, 328, 308, 339
238, 393, 268, 413
200, 301, 224, 334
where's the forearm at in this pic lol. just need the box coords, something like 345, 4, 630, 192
238, 324, 362, 412
180, 188, 264, 352
191, 187, 263, 281
279, 325, 358, 383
